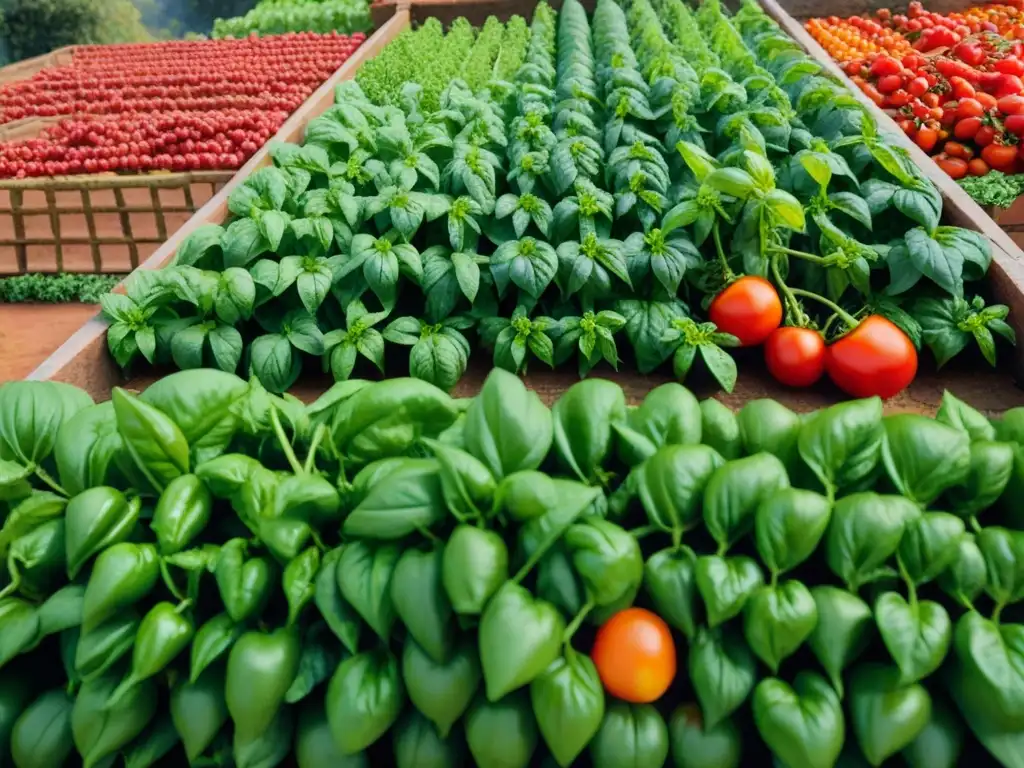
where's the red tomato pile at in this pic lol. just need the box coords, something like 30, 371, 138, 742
0, 31, 366, 179
809, 2, 1024, 179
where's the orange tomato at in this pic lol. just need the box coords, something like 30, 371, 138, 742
936, 155, 969, 179
977, 92, 999, 111
943, 141, 973, 159
968, 157, 991, 175
591, 608, 677, 704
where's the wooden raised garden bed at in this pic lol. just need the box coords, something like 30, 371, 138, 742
22, 2, 1024, 416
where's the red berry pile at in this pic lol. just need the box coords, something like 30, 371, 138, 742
0, 31, 366, 179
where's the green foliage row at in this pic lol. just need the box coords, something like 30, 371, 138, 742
957, 170, 1024, 210
1, 363, 1024, 766
211, 0, 371, 38
0, 273, 121, 304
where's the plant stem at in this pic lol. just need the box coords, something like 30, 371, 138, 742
630, 524, 662, 540
712, 223, 735, 280
770, 253, 807, 325
789, 287, 860, 329
304, 424, 326, 475
769, 245, 829, 264
33, 467, 68, 497
160, 561, 185, 603
897, 556, 917, 607
270, 406, 305, 476
563, 600, 595, 647
416, 526, 442, 544
993, 601, 1006, 624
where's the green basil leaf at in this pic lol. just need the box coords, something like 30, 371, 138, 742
464, 369, 552, 480
703, 453, 790, 552
696, 555, 764, 628
826, 492, 920, 592
743, 581, 818, 673
798, 398, 883, 498
552, 379, 627, 485
807, 585, 874, 697
637, 445, 724, 539
755, 488, 832, 575
689, 627, 756, 730
753, 671, 845, 768
881, 414, 971, 506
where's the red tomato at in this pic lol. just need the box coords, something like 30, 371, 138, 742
996, 74, 1024, 98
1007, 114, 1024, 136
915, 127, 939, 152
983, 143, 1019, 170
953, 41, 986, 66
898, 119, 916, 136
936, 155, 969, 178
977, 92, 999, 111
996, 57, 1024, 76
922, 91, 942, 108
949, 76, 976, 100
908, 76, 930, 97
956, 98, 984, 119
765, 327, 826, 387
976, 125, 997, 146
708, 276, 783, 348
869, 55, 903, 77
877, 74, 903, 93
861, 83, 886, 107
887, 89, 912, 107
943, 141, 973, 159
825, 316, 918, 399
999, 94, 1024, 114
902, 53, 925, 70
968, 157, 991, 175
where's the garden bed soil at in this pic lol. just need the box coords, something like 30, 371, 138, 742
0, 303, 99, 382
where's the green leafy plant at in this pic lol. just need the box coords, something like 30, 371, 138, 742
0, 273, 122, 304
0, 367, 1022, 767
107, 0, 1014, 401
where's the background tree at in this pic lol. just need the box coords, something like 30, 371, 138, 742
132, 0, 255, 37
0, 0, 151, 62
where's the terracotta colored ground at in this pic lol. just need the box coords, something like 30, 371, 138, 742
0, 303, 98, 382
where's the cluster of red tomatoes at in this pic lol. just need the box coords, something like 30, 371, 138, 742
810, 3, 1024, 178
0, 31, 366, 179
0, 110, 289, 177
0, 32, 364, 123
846, 51, 1024, 178
709, 276, 918, 400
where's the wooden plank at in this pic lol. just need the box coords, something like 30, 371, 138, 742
26, 10, 412, 400
0, 172, 234, 192
762, 0, 1024, 382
